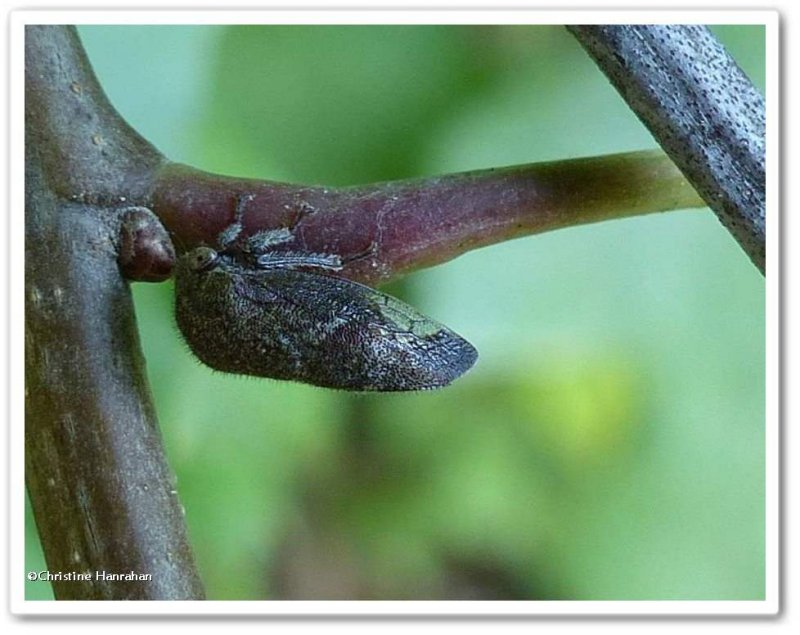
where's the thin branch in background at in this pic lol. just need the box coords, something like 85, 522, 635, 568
569, 25, 766, 274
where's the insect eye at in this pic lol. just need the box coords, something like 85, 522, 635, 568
190, 247, 219, 272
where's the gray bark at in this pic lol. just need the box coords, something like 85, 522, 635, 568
25, 25, 204, 600
569, 25, 766, 273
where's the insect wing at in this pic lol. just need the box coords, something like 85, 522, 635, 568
234, 269, 477, 391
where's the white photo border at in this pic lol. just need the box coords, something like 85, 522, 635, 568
9, 8, 779, 616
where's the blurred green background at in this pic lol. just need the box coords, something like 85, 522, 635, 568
26, 24, 766, 601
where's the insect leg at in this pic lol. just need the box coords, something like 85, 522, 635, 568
220, 194, 298, 255
246, 227, 294, 253
341, 241, 378, 265
256, 251, 343, 271
287, 201, 317, 231
218, 193, 255, 250
246, 201, 318, 254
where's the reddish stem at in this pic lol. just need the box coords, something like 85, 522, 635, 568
153, 150, 703, 286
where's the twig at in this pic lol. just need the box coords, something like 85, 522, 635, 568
569, 25, 766, 274
154, 150, 704, 286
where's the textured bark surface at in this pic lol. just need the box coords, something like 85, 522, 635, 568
25, 25, 205, 600
569, 25, 766, 274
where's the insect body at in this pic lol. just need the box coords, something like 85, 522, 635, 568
174, 198, 477, 392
